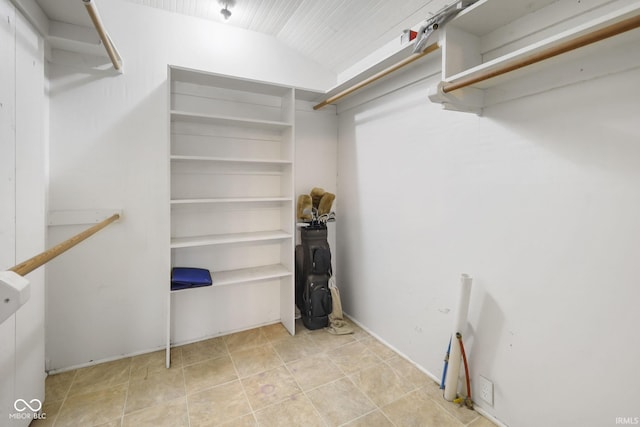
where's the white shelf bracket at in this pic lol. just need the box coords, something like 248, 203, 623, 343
0, 271, 31, 325
428, 81, 484, 115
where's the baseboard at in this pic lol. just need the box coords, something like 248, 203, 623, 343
46, 344, 166, 375
46, 319, 285, 375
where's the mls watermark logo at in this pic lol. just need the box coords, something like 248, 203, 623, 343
8, 399, 46, 421
616, 417, 640, 425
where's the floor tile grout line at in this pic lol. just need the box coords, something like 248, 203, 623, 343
226, 336, 259, 422
179, 348, 192, 427
256, 325, 311, 423
49, 368, 77, 427
279, 348, 331, 427
280, 323, 386, 425
117, 361, 133, 426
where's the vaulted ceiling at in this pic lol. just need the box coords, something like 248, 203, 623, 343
34, 0, 451, 76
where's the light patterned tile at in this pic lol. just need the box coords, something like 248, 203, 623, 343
343, 410, 394, 427
188, 380, 252, 427
271, 334, 323, 363
94, 420, 123, 427
360, 336, 398, 360
67, 358, 131, 397
130, 361, 183, 384
122, 397, 188, 427
29, 399, 63, 427
220, 413, 257, 426
261, 322, 291, 342
55, 383, 127, 427
350, 361, 416, 407
421, 376, 447, 402
431, 391, 481, 425
294, 318, 311, 334
183, 355, 237, 394
327, 341, 381, 375
306, 377, 376, 427
130, 348, 182, 379
224, 328, 269, 354
231, 344, 283, 378
305, 328, 357, 351
125, 366, 186, 413
386, 355, 435, 389
254, 393, 325, 427
381, 388, 463, 427
286, 353, 343, 391
41, 325, 496, 427
468, 415, 499, 426
180, 337, 227, 366
342, 317, 369, 341
241, 366, 301, 411
44, 370, 76, 403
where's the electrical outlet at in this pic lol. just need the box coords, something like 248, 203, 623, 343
478, 375, 494, 406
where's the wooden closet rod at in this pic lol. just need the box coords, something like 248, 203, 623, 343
442, 13, 640, 93
83, 0, 123, 72
9, 213, 120, 277
314, 43, 440, 110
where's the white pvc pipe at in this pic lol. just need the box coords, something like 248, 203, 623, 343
444, 273, 472, 401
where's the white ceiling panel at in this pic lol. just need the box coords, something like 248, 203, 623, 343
36, 0, 452, 76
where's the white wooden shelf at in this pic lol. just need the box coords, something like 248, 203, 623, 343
167, 65, 297, 368
171, 197, 292, 205
170, 155, 292, 165
171, 66, 294, 98
171, 264, 292, 292
445, 2, 640, 88
430, 0, 640, 113
451, 0, 557, 36
171, 230, 292, 249
170, 110, 292, 131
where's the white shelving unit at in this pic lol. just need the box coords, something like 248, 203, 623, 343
430, 0, 640, 112
167, 66, 298, 367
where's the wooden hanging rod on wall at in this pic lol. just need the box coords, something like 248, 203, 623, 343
9, 213, 120, 277
442, 13, 640, 93
83, 0, 123, 72
313, 43, 440, 110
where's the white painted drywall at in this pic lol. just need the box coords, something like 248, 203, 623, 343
294, 101, 338, 273
0, 0, 47, 424
46, 0, 336, 370
0, 1, 18, 421
336, 44, 640, 427
14, 6, 47, 422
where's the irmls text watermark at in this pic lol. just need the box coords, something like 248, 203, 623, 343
8, 399, 46, 421
616, 417, 640, 425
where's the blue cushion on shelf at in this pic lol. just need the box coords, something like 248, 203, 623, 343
171, 267, 212, 291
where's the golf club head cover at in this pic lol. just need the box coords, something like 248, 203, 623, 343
318, 192, 335, 215
297, 194, 312, 221
310, 187, 326, 209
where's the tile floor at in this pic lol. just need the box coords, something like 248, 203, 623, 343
34, 318, 496, 427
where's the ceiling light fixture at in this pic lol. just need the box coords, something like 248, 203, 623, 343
219, 0, 236, 20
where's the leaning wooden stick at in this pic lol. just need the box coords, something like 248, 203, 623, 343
9, 213, 120, 277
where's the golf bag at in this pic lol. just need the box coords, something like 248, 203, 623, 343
296, 225, 333, 330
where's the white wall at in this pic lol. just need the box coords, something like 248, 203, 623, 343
294, 101, 338, 271
46, 0, 336, 370
336, 50, 640, 427
1, 0, 47, 424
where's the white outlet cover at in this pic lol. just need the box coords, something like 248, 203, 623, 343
478, 375, 494, 406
